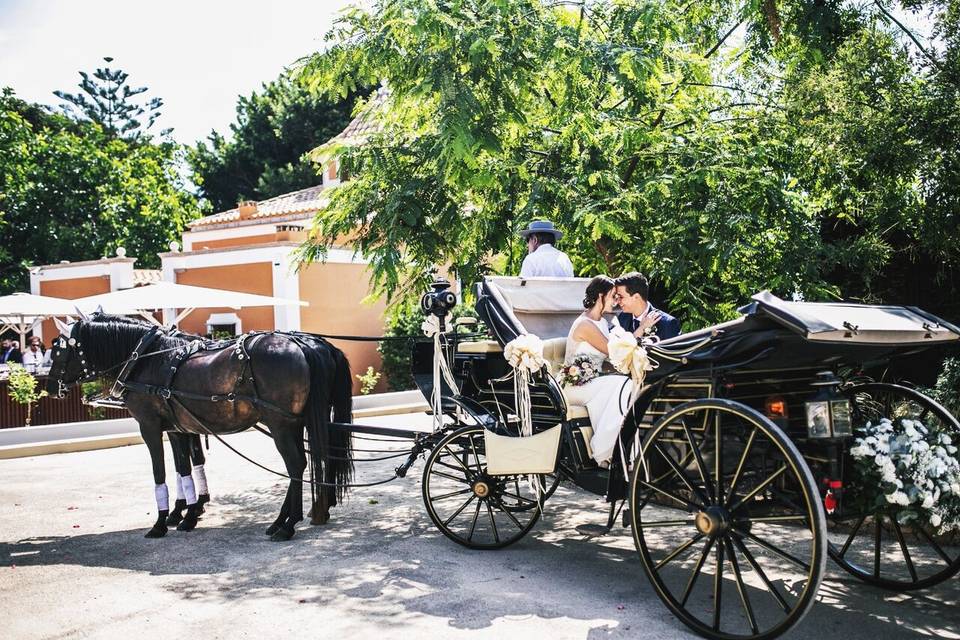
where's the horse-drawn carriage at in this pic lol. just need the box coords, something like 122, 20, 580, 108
46, 275, 960, 639
407, 276, 960, 640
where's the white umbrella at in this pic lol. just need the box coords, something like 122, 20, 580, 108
0, 293, 78, 349
75, 282, 307, 326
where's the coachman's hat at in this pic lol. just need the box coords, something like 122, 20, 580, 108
518, 220, 563, 241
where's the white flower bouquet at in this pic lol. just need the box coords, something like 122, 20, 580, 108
850, 417, 960, 533
558, 355, 602, 387
503, 333, 545, 373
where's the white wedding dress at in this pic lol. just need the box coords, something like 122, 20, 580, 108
562, 316, 633, 463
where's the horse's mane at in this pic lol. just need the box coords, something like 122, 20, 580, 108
75, 314, 192, 370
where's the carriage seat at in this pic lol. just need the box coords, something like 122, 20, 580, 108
541, 337, 590, 420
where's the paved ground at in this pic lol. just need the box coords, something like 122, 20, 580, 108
1, 415, 959, 640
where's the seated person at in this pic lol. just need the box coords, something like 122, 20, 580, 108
21, 336, 45, 371
613, 272, 680, 341
562, 276, 632, 465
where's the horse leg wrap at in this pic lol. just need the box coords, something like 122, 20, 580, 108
193, 464, 209, 495
181, 475, 197, 505
154, 484, 169, 513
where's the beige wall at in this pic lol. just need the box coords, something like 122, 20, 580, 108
38, 276, 111, 344
191, 234, 278, 250
173, 263, 275, 336
299, 262, 387, 393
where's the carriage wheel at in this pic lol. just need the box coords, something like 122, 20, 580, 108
422, 424, 542, 549
630, 399, 826, 640
829, 383, 960, 590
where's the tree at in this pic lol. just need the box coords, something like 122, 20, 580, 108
297, 0, 960, 327
188, 74, 365, 212
54, 57, 166, 140
0, 88, 200, 293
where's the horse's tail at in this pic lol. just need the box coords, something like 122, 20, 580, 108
296, 335, 354, 508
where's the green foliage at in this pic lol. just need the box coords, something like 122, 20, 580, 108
188, 74, 366, 212
298, 0, 960, 329
7, 364, 47, 426
54, 57, 166, 140
355, 366, 382, 395
0, 88, 201, 293
931, 357, 960, 419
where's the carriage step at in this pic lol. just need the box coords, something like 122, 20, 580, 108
575, 523, 612, 537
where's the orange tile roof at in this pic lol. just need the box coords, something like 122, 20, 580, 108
188, 184, 328, 229
326, 85, 389, 146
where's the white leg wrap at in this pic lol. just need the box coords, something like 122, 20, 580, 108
155, 484, 169, 512
193, 464, 208, 495
181, 475, 197, 505
175, 474, 185, 501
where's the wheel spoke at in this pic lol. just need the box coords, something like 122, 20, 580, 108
917, 526, 955, 565
432, 458, 478, 475
682, 420, 715, 503
468, 434, 483, 470
734, 528, 810, 571
443, 495, 476, 526
724, 428, 757, 505
430, 469, 471, 483
729, 465, 788, 513
638, 479, 703, 510
736, 514, 810, 524
680, 537, 715, 607
441, 446, 472, 473
655, 533, 705, 571
731, 532, 792, 614
714, 411, 723, 504
725, 537, 759, 635
713, 537, 725, 632
639, 518, 697, 528
466, 500, 483, 541
497, 501, 527, 531
652, 443, 710, 506
431, 487, 474, 501
838, 514, 867, 557
891, 517, 919, 583
486, 501, 500, 544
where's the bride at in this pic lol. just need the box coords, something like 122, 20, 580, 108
562, 276, 632, 464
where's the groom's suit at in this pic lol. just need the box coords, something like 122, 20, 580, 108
616, 306, 681, 341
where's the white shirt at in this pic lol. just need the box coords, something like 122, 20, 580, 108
21, 348, 45, 370
519, 244, 574, 278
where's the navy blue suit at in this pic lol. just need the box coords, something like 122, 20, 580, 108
616, 306, 681, 341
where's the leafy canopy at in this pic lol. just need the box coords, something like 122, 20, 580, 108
0, 89, 200, 293
298, 0, 960, 327
188, 74, 365, 212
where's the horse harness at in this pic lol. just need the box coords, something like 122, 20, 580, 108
108, 328, 299, 432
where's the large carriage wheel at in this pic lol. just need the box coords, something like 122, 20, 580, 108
630, 399, 826, 640
829, 382, 960, 590
422, 424, 542, 549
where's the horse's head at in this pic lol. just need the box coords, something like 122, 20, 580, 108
46, 317, 91, 398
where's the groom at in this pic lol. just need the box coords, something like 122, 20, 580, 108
614, 272, 681, 341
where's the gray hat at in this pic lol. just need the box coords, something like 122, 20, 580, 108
518, 220, 563, 241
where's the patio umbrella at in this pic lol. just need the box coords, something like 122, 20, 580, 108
75, 281, 307, 326
0, 293, 78, 349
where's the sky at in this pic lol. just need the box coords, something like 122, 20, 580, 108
0, 0, 355, 146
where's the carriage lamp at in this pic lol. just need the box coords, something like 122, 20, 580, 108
805, 371, 853, 438
764, 395, 789, 429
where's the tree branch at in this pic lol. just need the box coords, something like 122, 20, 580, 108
873, 0, 941, 71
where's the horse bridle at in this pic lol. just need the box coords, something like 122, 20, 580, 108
49, 330, 95, 399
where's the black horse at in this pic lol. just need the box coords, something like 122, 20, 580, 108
46, 314, 354, 541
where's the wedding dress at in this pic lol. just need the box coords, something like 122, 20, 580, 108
561, 316, 632, 463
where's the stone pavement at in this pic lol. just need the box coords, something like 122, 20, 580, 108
1, 415, 958, 640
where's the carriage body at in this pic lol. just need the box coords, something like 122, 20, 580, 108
413, 276, 960, 640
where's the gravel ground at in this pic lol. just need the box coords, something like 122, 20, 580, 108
1, 415, 958, 640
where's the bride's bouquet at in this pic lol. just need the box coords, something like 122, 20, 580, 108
558, 355, 602, 387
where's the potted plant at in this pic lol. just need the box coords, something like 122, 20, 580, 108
7, 364, 48, 426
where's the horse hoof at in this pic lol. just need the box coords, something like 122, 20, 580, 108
198, 494, 211, 508
310, 512, 330, 526
166, 510, 184, 526
265, 518, 285, 536
177, 509, 200, 532
270, 524, 296, 541
145, 524, 168, 538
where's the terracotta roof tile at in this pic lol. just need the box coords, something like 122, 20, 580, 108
189, 184, 328, 229
327, 85, 389, 146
